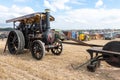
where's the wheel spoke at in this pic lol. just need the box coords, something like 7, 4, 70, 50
58, 46, 62, 49
9, 35, 14, 39
58, 48, 61, 52
13, 36, 17, 42
9, 42, 14, 45
56, 50, 59, 53
11, 47, 16, 52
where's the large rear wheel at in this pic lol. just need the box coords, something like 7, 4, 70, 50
8, 30, 25, 54
31, 40, 45, 60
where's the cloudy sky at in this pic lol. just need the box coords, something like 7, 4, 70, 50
0, 0, 120, 29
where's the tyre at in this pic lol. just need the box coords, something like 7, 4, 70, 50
87, 64, 96, 72
51, 40, 63, 55
31, 40, 45, 60
8, 30, 25, 54
103, 41, 120, 67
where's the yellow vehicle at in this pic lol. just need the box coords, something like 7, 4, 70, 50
79, 34, 85, 41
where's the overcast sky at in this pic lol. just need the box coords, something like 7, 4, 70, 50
0, 0, 120, 30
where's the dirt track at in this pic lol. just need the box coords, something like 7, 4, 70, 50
0, 39, 120, 80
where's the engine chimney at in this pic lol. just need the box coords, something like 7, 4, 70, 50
45, 9, 50, 30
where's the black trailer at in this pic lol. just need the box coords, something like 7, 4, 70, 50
62, 35, 120, 72
86, 41, 120, 72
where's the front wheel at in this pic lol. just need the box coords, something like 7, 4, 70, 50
31, 40, 45, 60
51, 40, 63, 55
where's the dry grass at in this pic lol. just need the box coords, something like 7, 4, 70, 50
0, 38, 120, 80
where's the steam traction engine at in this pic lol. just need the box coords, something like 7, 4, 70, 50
6, 9, 63, 60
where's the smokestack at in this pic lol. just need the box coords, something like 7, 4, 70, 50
45, 9, 50, 30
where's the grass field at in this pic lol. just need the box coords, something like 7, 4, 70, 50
0, 39, 120, 80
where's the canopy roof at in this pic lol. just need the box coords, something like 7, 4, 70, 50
6, 12, 55, 23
